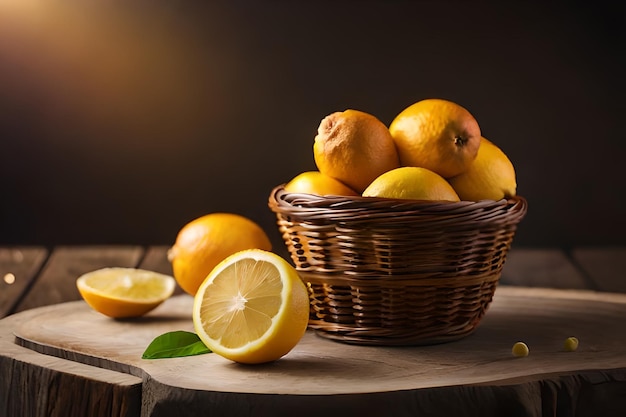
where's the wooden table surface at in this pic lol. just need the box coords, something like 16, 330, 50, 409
3, 245, 625, 319
1, 245, 625, 417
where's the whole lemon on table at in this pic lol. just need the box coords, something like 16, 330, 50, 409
168, 213, 272, 296
448, 137, 517, 201
389, 98, 481, 178
363, 166, 460, 202
284, 171, 358, 196
313, 109, 400, 193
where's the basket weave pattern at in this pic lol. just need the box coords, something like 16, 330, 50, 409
268, 185, 528, 345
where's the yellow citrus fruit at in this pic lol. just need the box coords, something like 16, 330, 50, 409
362, 166, 460, 202
448, 137, 517, 201
76, 268, 175, 318
389, 98, 481, 178
168, 213, 272, 296
192, 249, 310, 364
512, 341, 529, 357
564, 337, 579, 352
313, 109, 400, 193
284, 171, 358, 196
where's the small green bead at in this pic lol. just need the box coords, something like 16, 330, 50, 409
564, 337, 579, 352
512, 341, 529, 357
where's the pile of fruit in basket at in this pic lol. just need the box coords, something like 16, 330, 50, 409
285, 98, 517, 203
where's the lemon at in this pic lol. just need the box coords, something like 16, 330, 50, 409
168, 213, 272, 296
313, 109, 400, 193
564, 337, 579, 352
512, 341, 529, 357
76, 268, 175, 318
389, 98, 481, 178
448, 137, 517, 201
284, 171, 358, 196
362, 166, 460, 202
192, 249, 309, 364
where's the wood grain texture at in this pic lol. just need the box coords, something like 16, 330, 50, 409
4, 286, 626, 416
0, 247, 48, 318
572, 247, 626, 293
500, 248, 590, 289
138, 246, 184, 296
0, 308, 142, 417
138, 246, 172, 276
14, 245, 143, 313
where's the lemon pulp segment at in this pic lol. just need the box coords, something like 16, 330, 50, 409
198, 258, 282, 349
82, 269, 173, 301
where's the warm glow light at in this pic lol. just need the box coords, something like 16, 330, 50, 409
3, 273, 16, 285
0, 0, 213, 150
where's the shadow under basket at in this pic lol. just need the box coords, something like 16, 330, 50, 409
268, 185, 528, 346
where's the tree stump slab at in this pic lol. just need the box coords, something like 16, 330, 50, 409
2, 286, 626, 416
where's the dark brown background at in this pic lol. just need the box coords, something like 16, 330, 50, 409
1, 0, 624, 249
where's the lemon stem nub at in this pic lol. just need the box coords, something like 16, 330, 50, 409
454, 135, 467, 147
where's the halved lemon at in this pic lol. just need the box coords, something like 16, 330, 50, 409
192, 249, 309, 364
76, 267, 176, 318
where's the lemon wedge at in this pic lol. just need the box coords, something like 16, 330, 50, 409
76, 267, 175, 318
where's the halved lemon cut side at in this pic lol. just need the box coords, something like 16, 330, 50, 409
76, 267, 176, 318
192, 249, 309, 364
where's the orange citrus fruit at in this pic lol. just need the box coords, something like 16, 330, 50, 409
76, 268, 175, 318
313, 109, 400, 193
168, 213, 272, 296
448, 137, 517, 201
362, 166, 460, 202
389, 98, 481, 178
284, 171, 358, 196
192, 249, 310, 364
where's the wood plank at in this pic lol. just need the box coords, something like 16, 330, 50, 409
7, 288, 626, 416
14, 246, 144, 313
500, 248, 589, 290
0, 306, 141, 417
571, 247, 626, 293
138, 246, 173, 276
138, 245, 184, 296
0, 247, 49, 318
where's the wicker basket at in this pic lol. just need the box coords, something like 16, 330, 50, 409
268, 185, 528, 346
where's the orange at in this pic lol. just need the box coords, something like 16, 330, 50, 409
284, 171, 358, 196
193, 249, 309, 364
389, 98, 481, 178
76, 268, 175, 318
313, 109, 400, 193
168, 213, 272, 296
362, 166, 460, 202
448, 137, 517, 201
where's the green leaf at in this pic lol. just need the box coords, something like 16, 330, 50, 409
142, 330, 212, 359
